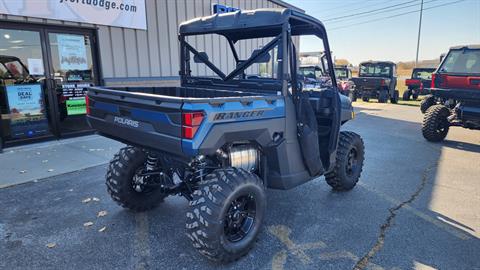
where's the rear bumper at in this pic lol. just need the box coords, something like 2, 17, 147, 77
431, 88, 480, 101
459, 104, 480, 126
87, 116, 186, 157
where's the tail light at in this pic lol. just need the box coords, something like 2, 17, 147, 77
380, 79, 385, 86
85, 95, 90, 115
431, 73, 437, 88
182, 111, 204, 139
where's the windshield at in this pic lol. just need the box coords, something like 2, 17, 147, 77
412, 69, 434, 80
299, 67, 320, 79
439, 48, 480, 74
359, 63, 392, 77
0, 59, 29, 80
334, 68, 348, 79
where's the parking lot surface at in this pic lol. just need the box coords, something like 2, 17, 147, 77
1, 102, 479, 270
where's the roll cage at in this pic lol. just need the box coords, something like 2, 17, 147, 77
178, 8, 338, 96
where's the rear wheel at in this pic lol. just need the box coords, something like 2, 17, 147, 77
325, 131, 365, 191
186, 168, 266, 262
422, 105, 450, 142
106, 146, 167, 212
390, 90, 399, 104
348, 91, 357, 102
362, 96, 370, 102
420, 95, 436, 114
378, 90, 388, 103
412, 91, 419, 100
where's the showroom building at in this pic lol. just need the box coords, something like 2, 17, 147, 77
0, 0, 302, 149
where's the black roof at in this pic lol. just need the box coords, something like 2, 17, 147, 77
450, 44, 480, 50
359, 61, 396, 66
179, 8, 326, 41
412, 67, 436, 71
0, 55, 21, 62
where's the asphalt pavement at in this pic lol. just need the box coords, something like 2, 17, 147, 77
1, 102, 479, 270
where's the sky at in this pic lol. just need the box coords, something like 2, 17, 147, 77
285, 0, 480, 65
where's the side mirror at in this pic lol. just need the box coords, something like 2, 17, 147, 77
252, 49, 271, 63
194, 52, 209, 63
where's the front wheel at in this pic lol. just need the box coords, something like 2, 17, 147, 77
422, 105, 450, 142
325, 131, 365, 191
186, 168, 266, 262
403, 90, 411, 101
362, 96, 370, 102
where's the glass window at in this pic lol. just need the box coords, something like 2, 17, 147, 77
413, 70, 434, 80
440, 49, 480, 74
359, 64, 391, 77
334, 68, 348, 79
48, 33, 95, 83
0, 29, 52, 142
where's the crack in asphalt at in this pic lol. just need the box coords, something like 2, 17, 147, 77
353, 163, 437, 270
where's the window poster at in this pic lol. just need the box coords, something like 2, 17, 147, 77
27, 58, 44, 75
6, 84, 49, 139
66, 98, 87, 116
57, 34, 88, 71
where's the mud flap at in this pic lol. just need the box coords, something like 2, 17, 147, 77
295, 92, 324, 176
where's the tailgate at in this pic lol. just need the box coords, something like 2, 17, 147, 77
86, 87, 184, 155
351, 77, 384, 88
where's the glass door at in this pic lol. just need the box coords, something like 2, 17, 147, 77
0, 28, 54, 144
46, 31, 99, 136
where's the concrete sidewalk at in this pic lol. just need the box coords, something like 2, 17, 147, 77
0, 135, 124, 188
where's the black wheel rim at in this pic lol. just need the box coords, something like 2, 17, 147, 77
345, 147, 359, 176
224, 194, 256, 243
436, 117, 449, 134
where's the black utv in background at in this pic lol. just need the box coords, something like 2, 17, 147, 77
351, 61, 399, 103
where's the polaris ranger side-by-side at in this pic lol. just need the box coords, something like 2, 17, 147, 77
422, 45, 480, 142
86, 9, 365, 262
351, 61, 399, 103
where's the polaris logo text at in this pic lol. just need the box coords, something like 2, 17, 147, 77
213, 110, 265, 121
114, 116, 139, 128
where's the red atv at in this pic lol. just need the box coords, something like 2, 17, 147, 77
334, 65, 356, 101
422, 45, 480, 142
403, 67, 436, 100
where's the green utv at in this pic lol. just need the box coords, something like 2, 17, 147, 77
86, 8, 365, 262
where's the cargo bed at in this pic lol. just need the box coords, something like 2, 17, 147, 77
86, 86, 281, 157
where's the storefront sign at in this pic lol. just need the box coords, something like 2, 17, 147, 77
57, 34, 88, 71
66, 98, 86, 115
6, 84, 49, 139
61, 83, 90, 97
0, 0, 147, 30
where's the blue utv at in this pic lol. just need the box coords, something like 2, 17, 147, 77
86, 8, 365, 262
